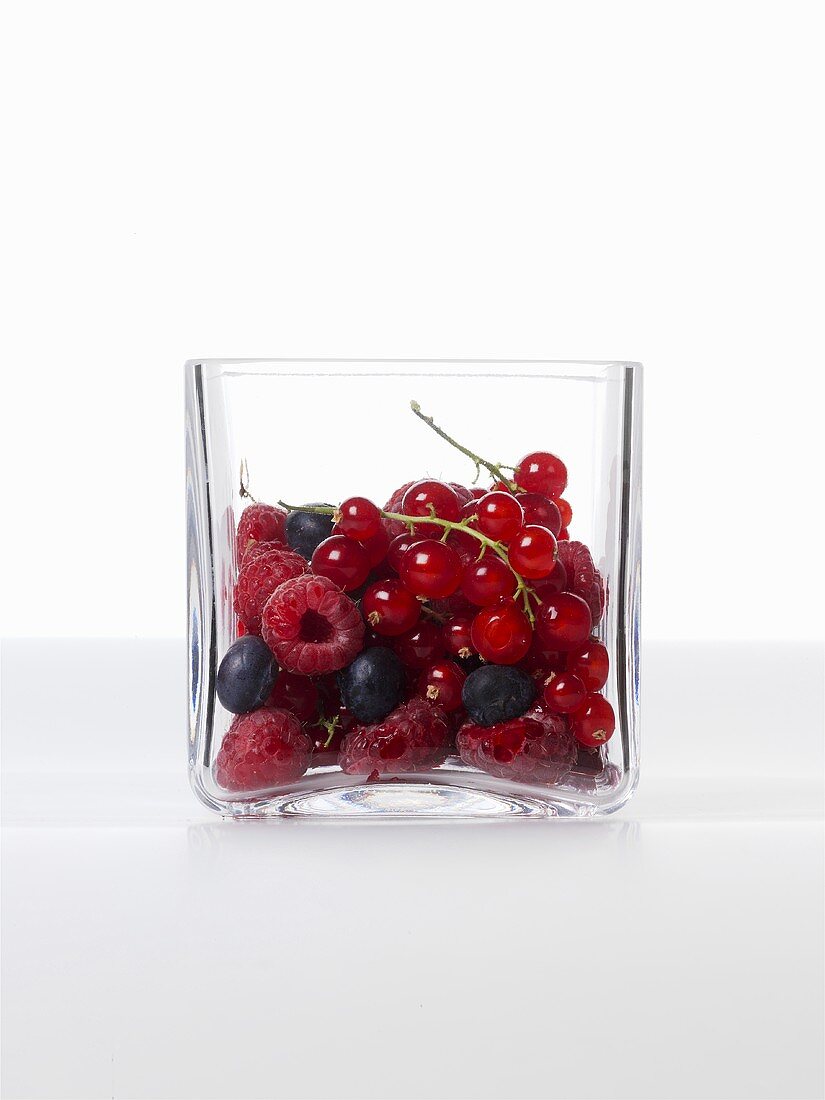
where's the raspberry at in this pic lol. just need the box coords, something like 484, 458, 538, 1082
214, 707, 312, 791
236, 504, 287, 560
456, 704, 576, 785
382, 480, 417, 540
339, 697, 450, 775
233, 548, 307, 634
556, 540, 605, 624
262, 574, 365, 675
241, 539, 286, 566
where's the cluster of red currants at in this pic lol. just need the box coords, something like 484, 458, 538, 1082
286, 448, 613, 750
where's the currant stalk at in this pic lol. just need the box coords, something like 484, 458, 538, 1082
409, 401, 519, 492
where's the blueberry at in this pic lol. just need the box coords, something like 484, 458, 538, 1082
461, 664, 535, 727
285, 505, 335, 560
216, 635, 279, 714
337, 647, 404, 724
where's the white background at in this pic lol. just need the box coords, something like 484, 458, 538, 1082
1, 0, 823, 640
2, 4, 824, 1100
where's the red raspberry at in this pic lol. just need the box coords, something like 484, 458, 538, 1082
233, 548, 307, 634
214, 707, 312, 791
236, 504, 287, 560
556, 540, 605, 624
262, 574, 365, 675
241, 539, 286, 566
456, 704, 576, 785
339, 697, 450, 775
382, 481, 417, 540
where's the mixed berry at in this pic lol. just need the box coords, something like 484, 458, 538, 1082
215, 402, 615, 794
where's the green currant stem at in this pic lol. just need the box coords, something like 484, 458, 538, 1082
277, 500, 539, 624
409, 401, 520, 492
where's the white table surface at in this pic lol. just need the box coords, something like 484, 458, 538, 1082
2, 640, 823, 1100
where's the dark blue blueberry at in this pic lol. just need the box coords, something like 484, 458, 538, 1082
285, 505, 335, 560
461, 664, 535, 727
337, 647, 404, 724
216, 635, 279, 714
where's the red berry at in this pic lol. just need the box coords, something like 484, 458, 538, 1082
514, 452, 568, 498
401, 479, 461, 536
339, 697, 451, 775
261, 574, 365, 674
558, 527, 570, 541
311, 535, 371, 591
394, 621, 445, 668
470, 601, 532, 665
475, 491, 524, 542
457, 705, 576, 784
571, 693, 616, 747
215, 707, 312, 791
443, 616, 475, 658
566, 640, 609, 692
542, 671, 587, 714
266, 671, 319, 721
357, 524, 391, 567
233, 548, 307, 634
556, 540, 605, 624
400, 540, 463, 599
387, 532, 422, 572
534, 591, 592, 651
461, 555, 517, 606
489, 480, 515, 494
418, 660, 466, 712
449, 483, 474, 504
336, 496, 381, 541
469, 488, 487, 500
236, 503, 287, 560
362, 578, 421, 636
531, 558, 568, 596
240, 539, 286, 566
507, 525, 558, 580
519, 633, 565, 675
517, 493, 562, 536
236, 621, 247, 637
556, 497, 573, 527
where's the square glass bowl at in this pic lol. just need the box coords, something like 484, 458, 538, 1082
186, 360, 642, 818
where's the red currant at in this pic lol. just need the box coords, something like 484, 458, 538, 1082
515, 451, 567, 497
311, 535, 371, 591
519, 633, 565, 675
557, 497, 573, 527
400, 540, 463, 599
418, 659, 466, 711
531, 558, 568, 596
267, 671, 319, 721
542, 671, 586, 714
535, 592, 592, 651
566, 640, 609, 691
507, 525, 558, 579
470, 601, 532, 665
571, 693, 616, 747
449, 483, 473, 504
443, 615, 475, 658
489, 480, 515, 494
336, 496, 381, 541
461, 555, 517, 606
359, 525, 390, 567
517, 492, 562, 536
393, 621, 445, 668
474, 491, 524, 542
236, 621, 247, 637
387, 532, 421, 572
558, 527, 570, 541
362, 578, 421, 636
401, 479, 461, 536
469, 488, 487, 500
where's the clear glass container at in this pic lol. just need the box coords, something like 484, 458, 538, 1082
186, 360, 642, 818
